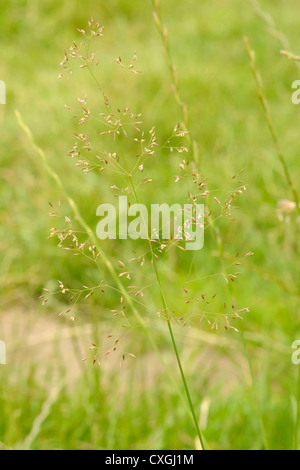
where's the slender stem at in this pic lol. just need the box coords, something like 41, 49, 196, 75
167, 318, 206, 449
116, 135, 206, 448
152, 248, 205, 448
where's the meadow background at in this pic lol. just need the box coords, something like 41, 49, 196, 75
0, 0, 300, 450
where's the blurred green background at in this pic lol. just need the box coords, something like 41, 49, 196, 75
0, 0, 300, 450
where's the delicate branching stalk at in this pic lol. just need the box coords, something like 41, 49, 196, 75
18, 17, 252, 450
244, 37, 300, 215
